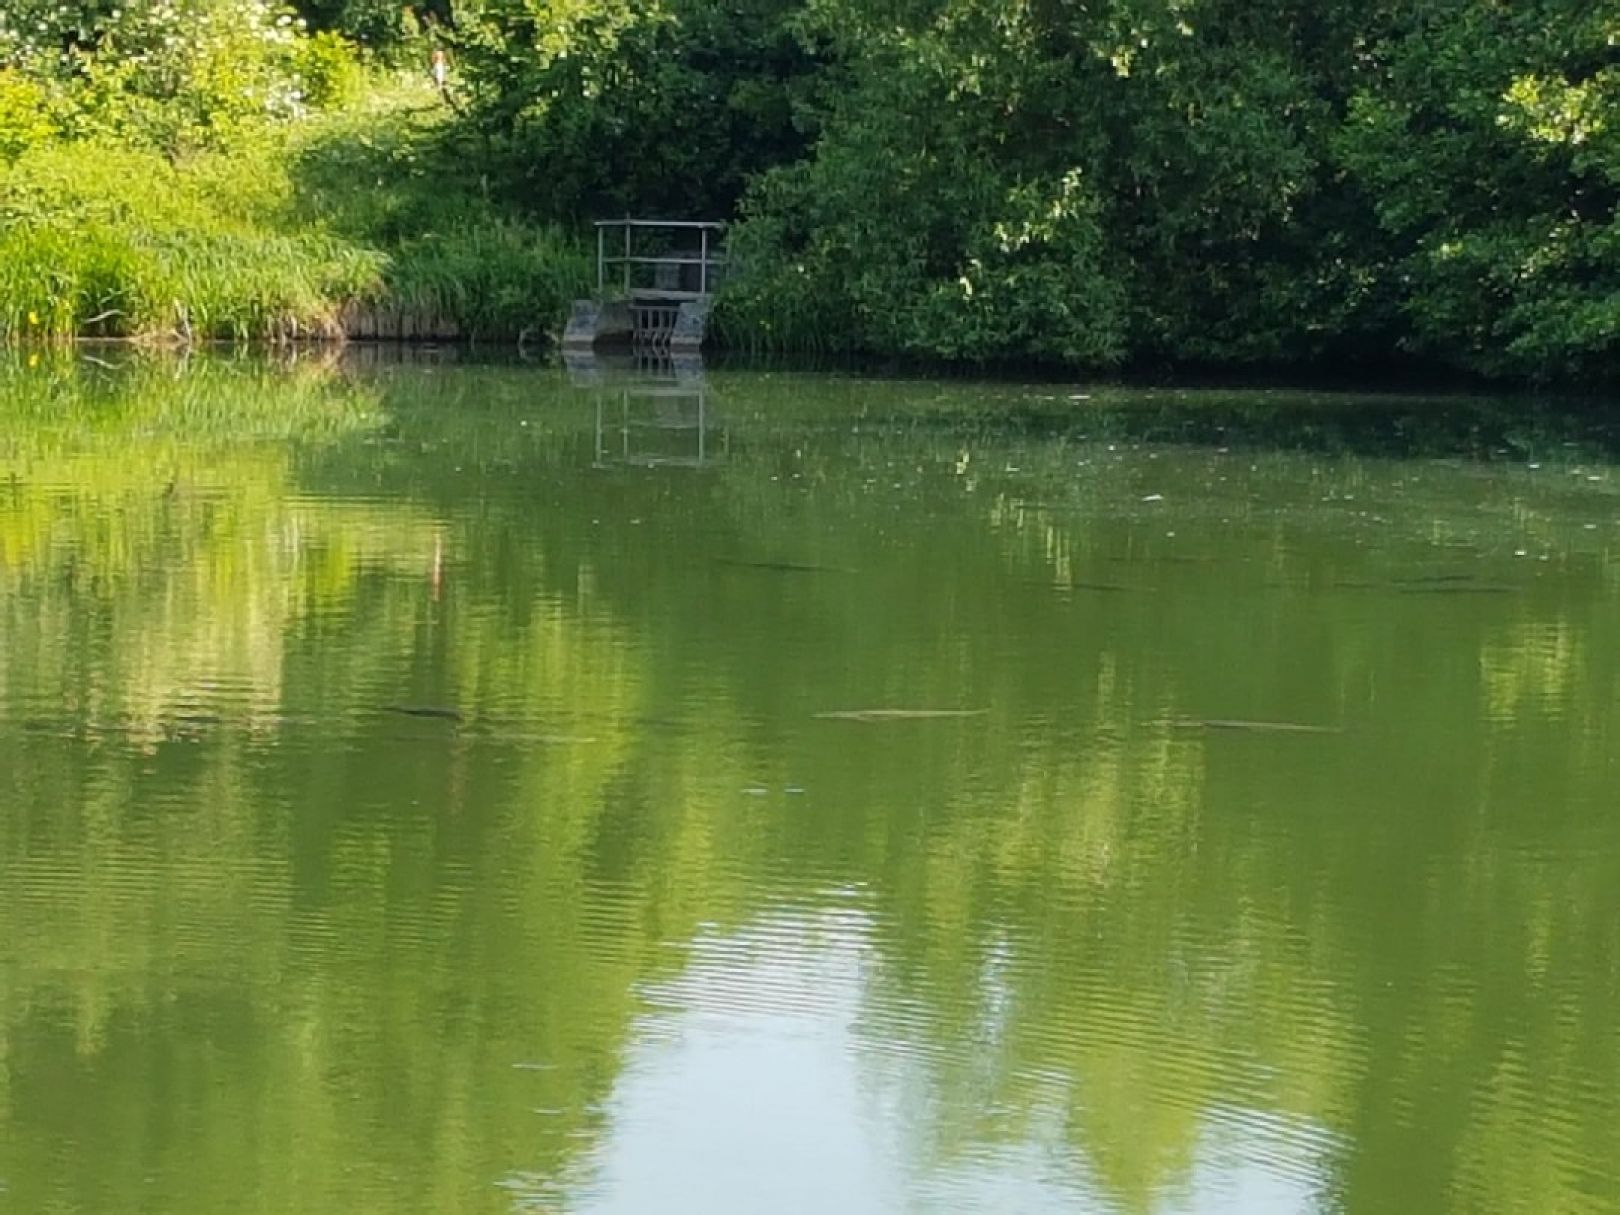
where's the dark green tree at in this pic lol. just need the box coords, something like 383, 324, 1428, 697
291, 1, 455, 52
1337, 0, 1620, 379
452, 0, 820, 219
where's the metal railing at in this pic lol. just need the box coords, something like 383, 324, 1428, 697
596, 219, 726, 300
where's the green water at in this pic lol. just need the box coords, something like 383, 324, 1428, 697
2, 352, 1619, 1214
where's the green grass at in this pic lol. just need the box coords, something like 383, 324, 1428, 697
0, 78, 592, 345
0, 142, 380, 341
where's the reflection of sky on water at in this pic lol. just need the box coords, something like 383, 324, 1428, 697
548, 907, 1334, 1214
8, 358, 1620, 1214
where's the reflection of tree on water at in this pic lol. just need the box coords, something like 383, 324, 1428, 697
0, 356, 650, 1210
1, 354, 1619, 1212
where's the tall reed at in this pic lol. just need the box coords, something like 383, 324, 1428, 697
0, 87, 592, 346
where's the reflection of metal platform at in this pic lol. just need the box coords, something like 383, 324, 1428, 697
572, 351, 726, 469
563, 220, 724, 352
564, 348, 706, 387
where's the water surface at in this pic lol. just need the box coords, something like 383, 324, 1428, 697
1, 352, 1618, 1213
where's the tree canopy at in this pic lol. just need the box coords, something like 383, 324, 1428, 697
440, 0, 1620, 379
4, 0, 1620, 377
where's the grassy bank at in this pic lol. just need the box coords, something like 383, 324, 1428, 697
0, 80, 592, 345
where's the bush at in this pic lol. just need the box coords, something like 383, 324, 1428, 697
0, 142, 383, 341
0, 71, 59, 164
454, 0, 818, 220
382, 221, 593, 340
0, 92, 593, 345
294, 31, 368, 109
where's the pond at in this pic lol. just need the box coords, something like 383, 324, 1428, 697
1, 350, 1618, 1213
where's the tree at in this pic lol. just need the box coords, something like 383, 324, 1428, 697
292, 1, 455, 52
452, 0, 820, 219
1, 0, 313, 154
1338, 0, 1620, 378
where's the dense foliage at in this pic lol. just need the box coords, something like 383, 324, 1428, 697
692, 0, 1620, 378
0, 0, 311, 152
451, 0, 819, 218
0, 2, 588, 342
4, 0, 1620, 378
294, 0, 454, 50
439, 0, 1620, 380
